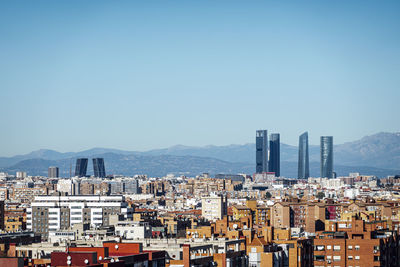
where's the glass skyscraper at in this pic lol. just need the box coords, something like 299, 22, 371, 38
75, 158, 88, 177
93, 158, 106, 178
268, 133, 280, 177
48, 166, 59, 178
298, 132, 309, 179
320, 136, 333, 178
256, 130, 268, 173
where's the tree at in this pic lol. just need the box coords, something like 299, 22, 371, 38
265, 192, 272, 199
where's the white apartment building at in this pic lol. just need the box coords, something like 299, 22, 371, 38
201, 194, 226, 221
27, 195, 133, 240
56, 179, 74, 195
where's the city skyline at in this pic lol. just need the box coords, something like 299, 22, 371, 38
0, 1, 399, 156
0, 130, 397, 158
1, 2, 400, 267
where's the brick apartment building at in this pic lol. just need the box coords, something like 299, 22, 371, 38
313, 216, 399, 267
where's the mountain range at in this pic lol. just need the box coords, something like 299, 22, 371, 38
1, 132, 399, 178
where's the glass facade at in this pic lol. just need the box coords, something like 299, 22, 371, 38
48, 166, 59, 178
75, 158, 88, 177
298, 132, 310, 179
268, 133, 280, 177
320, 136, 333, 178
93, 158, 106, 178
256, 130, 268, 173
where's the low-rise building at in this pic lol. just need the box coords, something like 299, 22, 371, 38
115, 221, 152, 239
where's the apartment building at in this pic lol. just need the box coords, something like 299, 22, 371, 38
115, 221, 152, 239
11, 187, 47, 203
314, 217, 399, 267
232, 199, 270, 227
271, 202, 335, 233
26, 195, 133, 240
201, 194, 227, 221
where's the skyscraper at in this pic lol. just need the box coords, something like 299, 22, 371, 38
298, 132, 310, 179
93, 158, 106, 178
48, 166, 59, 178
75, 158, 88, 177
321, 136, 333, 178
256, 130, 268, 173
268, 133, 280, 177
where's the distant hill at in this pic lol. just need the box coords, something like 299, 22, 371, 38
0, 148, 137, 168
1, 132, 399, 178
3, 154, 398, 178
3, 153, 253, 178
334, 132, 400, 169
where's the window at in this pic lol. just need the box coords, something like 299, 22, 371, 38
314, 255, 325, 261
355, 256, 360, 260
327, 245, 332, 250
374, 256, 380, 261
348, 245, 353, 250
348, 256, 353, 260
373, 245, 379, 251
334, 245, 341, 251
316, 245, 325, 251
355, 245, 360, 251
333, 256, 341, 261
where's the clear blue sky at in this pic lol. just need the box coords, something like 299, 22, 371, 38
1, 0, 399, 156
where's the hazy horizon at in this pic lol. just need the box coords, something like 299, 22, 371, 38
1, 131, 399, 158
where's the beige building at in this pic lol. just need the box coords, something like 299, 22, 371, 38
201, 195, 226, 221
